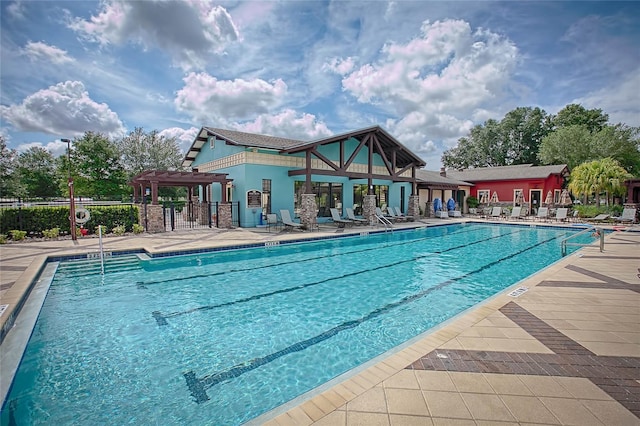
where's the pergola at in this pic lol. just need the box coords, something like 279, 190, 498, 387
129, 170, 232, 205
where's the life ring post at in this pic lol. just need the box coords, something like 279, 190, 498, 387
75, 208, 91, 225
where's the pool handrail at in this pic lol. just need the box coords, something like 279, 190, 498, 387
561, 225, 604, 256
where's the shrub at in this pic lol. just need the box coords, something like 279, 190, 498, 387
0, 235, 7, 244
467, 196, 479, 209
112, 225, 126, 236
132, 223, 144, 234
42, 228, 60, 239
0, 205, 139, 235
10, 230, 27, 241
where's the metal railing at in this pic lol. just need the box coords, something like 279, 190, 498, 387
376, 214, 393, 231
561, 225, 604, 256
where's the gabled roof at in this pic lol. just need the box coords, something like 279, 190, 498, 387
416, 169, 472, 188
183, 127, 304, 168
183, 125, 426, 170
281, 125, 426, 168
446, 164, 569, 182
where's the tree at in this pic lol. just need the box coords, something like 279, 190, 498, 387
539, 124, 640, 174
0, 136, 23, 197
16, 146, 61, 198
118, 127, 184, 178
568, 158, 631, 207
538, 125, 593, 169
442, 107, 550, 168
551, 104, 608, 133
590, 124, 640, 176
72, 132, 127, 200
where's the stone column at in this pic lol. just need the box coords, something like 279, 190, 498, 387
300, 193, 318, 230
408, 195, 419, 221
198, 202, 210, 225
218, 203, 233, 228
425, 201, 433, 218
141, 204, 165, 233
363, 194, 377, 225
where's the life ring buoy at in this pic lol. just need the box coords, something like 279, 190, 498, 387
75, 208, 91, 224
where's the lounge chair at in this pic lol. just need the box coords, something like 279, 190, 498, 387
346, 207, 368, 224
386, 207, 406, 222
280, 209, 304, 231
376, 207, 396, 222
490, 206, 502, 219
330, 208, 353, 228
555, 207, 568, 222
266, 213, 281, 232
534, 207, 549, 222
448, 210, 462, 218
590, 214, 610, 222
614, 208, 637, 223
508, 206, 522, 220
394, 206, 415, 221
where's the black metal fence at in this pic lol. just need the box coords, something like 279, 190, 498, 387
160, 201, 240, 231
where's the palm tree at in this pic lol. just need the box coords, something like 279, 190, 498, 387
568, 158, 632, 206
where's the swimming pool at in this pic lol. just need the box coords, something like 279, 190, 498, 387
2, 223, 595, 425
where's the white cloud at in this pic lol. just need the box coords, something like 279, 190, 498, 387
338, 19, 518, 150
576, 69, 640, 128
68, 0, 239, 71
174, 72, 288, 123
6, 0, 26, 20
233, 109, 332, 141
16, 140, 69, 157
21, 41, 74, 64
159, 126, 199, 153
0, 81, 126, 138
323, 57, 356, 75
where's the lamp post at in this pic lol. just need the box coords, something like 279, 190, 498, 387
61, 138, 77, 242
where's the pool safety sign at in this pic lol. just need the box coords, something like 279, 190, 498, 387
508, 287, 529, 297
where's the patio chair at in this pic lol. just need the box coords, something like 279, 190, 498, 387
280, 209, 304, 231
386, 207, 407, 222
613, 208, 637, 223
490, 206, 502, 219
590, 214, 610, 223
448, 210, 462, 218
508, 206, 522, 220
395, 206, 415, 221
376, 207, 396, 222
330, 208, 353, 228
266, 213, 281, 232
534, 207, 549, 222
555, 207, 568, 222
346, 207, 368, 225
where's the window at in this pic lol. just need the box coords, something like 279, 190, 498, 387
262, 179, 271, 214
294, 181, 343, 217
513, 189, 524, 206
477, 189, 490, 204
554, 189, 561, 204
352, 184, 389, 215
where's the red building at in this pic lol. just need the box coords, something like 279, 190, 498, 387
447, 164, 569, 213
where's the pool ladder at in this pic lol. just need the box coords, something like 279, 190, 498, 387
561, 225, 604, 256
375, 214, 393, 232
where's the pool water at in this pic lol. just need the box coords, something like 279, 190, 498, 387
2, 223, 594, 425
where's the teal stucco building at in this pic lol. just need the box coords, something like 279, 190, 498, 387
182, 126, 427, 228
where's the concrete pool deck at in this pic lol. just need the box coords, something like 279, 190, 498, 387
1, 219, 639, 425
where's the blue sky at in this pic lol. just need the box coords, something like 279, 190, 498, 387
1, 1, 638, 170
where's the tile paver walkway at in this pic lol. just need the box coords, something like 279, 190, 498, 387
1, 220, 639, 425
